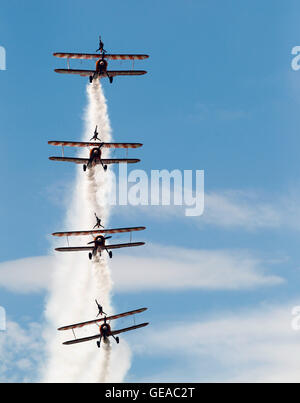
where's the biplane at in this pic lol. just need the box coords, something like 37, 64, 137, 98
58, 307, 149, 349
53, 37, 149, 84
48, 140, 142, 172
52, 226, 146, 260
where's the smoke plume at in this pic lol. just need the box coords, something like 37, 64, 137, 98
42, 81, 130, 383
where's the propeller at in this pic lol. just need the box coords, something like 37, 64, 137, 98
87, 235, 112, 245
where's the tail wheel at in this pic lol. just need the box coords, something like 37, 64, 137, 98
89, 253, 92, 260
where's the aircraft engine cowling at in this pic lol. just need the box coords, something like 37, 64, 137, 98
96, 58, 108, 73
90, 148, 101, 159
94, 235, 105, 247
100, 323, 111, 339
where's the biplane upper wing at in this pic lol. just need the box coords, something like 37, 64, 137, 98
111, 322, 149, 336
52, 227, 146, 237
105, 242, 145, 250
58, 308, 148, 331
105, 54, 149, 60
49, 157, 89, 164
55, 69, 95, 77
54, 53, 100, 60
105, 307, 148, 322
55, 246, 94, 252
63, 334, 100, 345
53, 53, 149, 60
48, 141, 143, 149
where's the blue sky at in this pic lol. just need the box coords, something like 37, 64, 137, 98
1, 0, 300, 382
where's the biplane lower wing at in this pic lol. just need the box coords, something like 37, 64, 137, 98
101, 158, 140, 164
49, 156, 139, 165
54, 69, 147, 78
55, 243, 144, 253
107, 70, 147, 77
63, 334, 100, 345
111, 322, 149, 336
58, 308, 148, 331
62, 323, 149, 345
49, 157, 89, 164
55, 69, 95, 77
55, 246, 94, 252
106, 242, 145, 250
52, 227, 146, 237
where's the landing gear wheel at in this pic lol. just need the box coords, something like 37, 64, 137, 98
89, 76, 93, 84
109, 251, 113, 259
109, 77, 113, 84
116, 337, 119, 344
89, 253, 93, 260
97, 341, 100, 348
83, 165, 87, 172
104, 165, 108, 172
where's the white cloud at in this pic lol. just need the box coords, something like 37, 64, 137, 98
0, 256, 54, 294
189, 103, 249, 121
111, 243, 283, 292
131, 303, 300, 382
112, 188, 300, 232
0, 321, 44, 382
202, 190, 282, 230
202, 189, 300, 231
0, 245, 283, 294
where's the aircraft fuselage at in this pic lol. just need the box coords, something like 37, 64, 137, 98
92, 235, 106, 256
87, 147, 103, 168
96, 58, 108, 74
91, 57, 113, 83
100, 322, 111, 340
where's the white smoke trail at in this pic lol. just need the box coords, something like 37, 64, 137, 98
42, 81, 129, 383
100, 340, 112, 382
